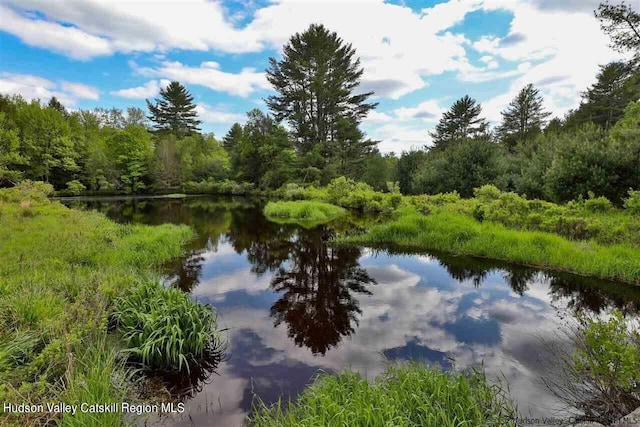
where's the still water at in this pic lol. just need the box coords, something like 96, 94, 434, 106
64, 196, 640, 426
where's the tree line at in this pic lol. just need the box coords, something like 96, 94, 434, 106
0, 1, 638, 203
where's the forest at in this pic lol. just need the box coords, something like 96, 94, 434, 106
1, 1, 640, 426
0, 4, 637, 205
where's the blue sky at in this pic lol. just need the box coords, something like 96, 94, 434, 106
0, 0, 624, 153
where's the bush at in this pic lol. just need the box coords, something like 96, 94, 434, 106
584, 192, 613, 213
183, 179, 255, 195
113, 281, 224, 372
250, 363, 517, 426
65, 180, 86, 196
543, 311, 640, 425
0, 180, 53, 203
624, 190, 640, 214
474, 184, 502, 201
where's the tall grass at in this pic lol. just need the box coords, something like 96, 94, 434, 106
250, 362, 517, 426
264, 200, 345, 227
339, 209, 640, 284
0, 182, 194, 426
57, 337, 130, 427
113, 280, 225, 373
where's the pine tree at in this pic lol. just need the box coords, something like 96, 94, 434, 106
223, 123, 244, 152
429, 95, 489, 149
47, 96, 68, 117
266, 24, 377, 160
565, 62, 640, 129
146, 81, 201, 137
497, 84, 550, 147
596, 1, 640, 63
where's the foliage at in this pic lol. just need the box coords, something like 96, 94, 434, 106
266, 24, 376, 179
584, 192, 613, 213
264, 201, 345, 227
0, 186, 193, 425
250, 362, 518, 427
146, 81, 201, 136
624, 189, 640, 213
339, 207, 640, 284
543, 311, 640, 425
413, 138, 502, 197
65, 179, 86, 196
183, 178, 255, 195
113, 280, 224, 372
565, 62, 640, 130
430, 95, 489, 149
0, 112, 25, 185
595, 1, 640, 63
325, 176, 401, 213
497, 84, 550, 148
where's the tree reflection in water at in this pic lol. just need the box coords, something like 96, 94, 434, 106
269, 227, 376, 355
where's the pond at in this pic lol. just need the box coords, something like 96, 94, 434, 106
64, 196, 640, 426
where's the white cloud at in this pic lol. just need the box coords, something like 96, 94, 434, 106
134, 61, 270, 97
366, 122, 431, 154
0, 73, 99, 106
470, 1, 623, 122
60, 81, 100, 100
195, 103, 247, 125
0, 5, 112, 60
394, 100, 445, 122
110, 79, 170, 99
362, 110, 393, 124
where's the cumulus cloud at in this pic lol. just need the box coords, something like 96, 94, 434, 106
132, 61, 270, 97
194, 103, 247, 125
0, 0, 627, 154
394, 100, 445, 122
0, 73, 99, 106
110, 79, 170, 99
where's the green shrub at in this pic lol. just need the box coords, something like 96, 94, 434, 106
585, 192, 613, 213
65, 180, 86, 196
250, 362, 517, 426
474, 184, 502, 201
113, 281, 224, 372
0, 180, 53, 202
544, 311, 640, 425
624, 190, 640, 214
574, 311, 640, 392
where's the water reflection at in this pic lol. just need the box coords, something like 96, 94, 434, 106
270, 227, 375, 355
64, 197, 640, 426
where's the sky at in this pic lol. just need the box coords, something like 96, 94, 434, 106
0, 0, 627, 153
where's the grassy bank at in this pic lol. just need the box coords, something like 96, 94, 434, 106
0, 182, 195, 426
250, 362, 517, 426
339, 208, 640, 285
264, 200, 346, 228
272, 179, 640, 284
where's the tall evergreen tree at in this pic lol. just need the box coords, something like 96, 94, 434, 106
333, 117, 377, 179
497, 84, 550, 148
266, 24, 377, 161
146, 81, 201, 137
565, 62, 640, 129
596, 1, 640, 63
430, 95, 489, 149
47, 96, 68, 117
223, 123, 244, 152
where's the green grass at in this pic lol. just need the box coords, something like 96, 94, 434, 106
339, 209, 640, 285
0, 183, 194, 426
57, 337, 131, 427
250, 362, 517, 427
264, 200, 346, 228
113, 280, 224, 373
